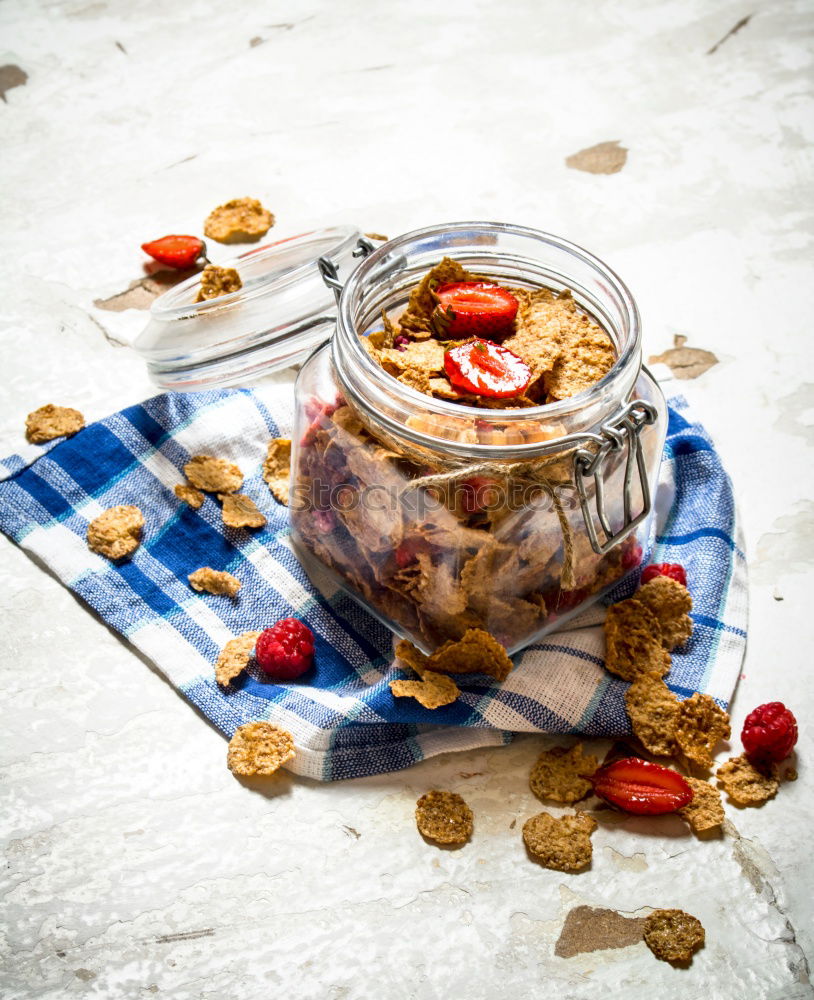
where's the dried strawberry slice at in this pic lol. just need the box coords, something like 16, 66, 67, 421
589, 757, 694, 815
444, 339, 531, 399
434, 281, 519, 340
141, 234, 206, 269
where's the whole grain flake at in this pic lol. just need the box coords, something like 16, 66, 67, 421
717, 754, 779, 806
204, 197, 274, 244
643, 908, 705, 964
678, 777, 725, 833
196, 264, 242, 302
25, 403, 85, 444
424, 629, 514, 682
227, 721, 295, 776
604, 599, 671, 681
675, 693, 731, 769
390, 672, 460, 709
188, 567, 242, 598
262, 438, 291, 505
529, 743, 598, 803
174, 483, 205, 508
635, 576, 693, 650
184, 455, 243, 494
624, 671, 680, 757
86, 505, 144, 561
215, 631, 261, 687
220, 493, 267, 529
415, 790, 473, 845
522, 811, 597, 872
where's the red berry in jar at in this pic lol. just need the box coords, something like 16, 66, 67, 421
255, 618, 315, 680
444, 339, 531, 399
434, 281, 519, 341
621, 541, 643, 571
741, 702, 798, 764
641, 563, 687, 587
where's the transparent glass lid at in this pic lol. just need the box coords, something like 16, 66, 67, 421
133, 226, 366, 391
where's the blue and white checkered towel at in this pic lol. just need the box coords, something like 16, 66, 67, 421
0, 387, 747, 781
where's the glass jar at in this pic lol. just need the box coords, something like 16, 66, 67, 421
290, 222, 667, 655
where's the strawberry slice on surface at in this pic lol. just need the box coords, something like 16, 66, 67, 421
141, 234, 206, 269
434, 281, 519, 340
589, 757, 694, 815
444, 339, 531, 399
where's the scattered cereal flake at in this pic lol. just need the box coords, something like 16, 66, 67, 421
529, 743, 598, 803
365, 232, 389, 242
415, 790, 473, 845
604, 599, 671, 681
425, 628, 514, 682
624, 671, 680, 756
188, 567, 242, 597
87, 505, 144, 561
636, 576, 693, 650
184, 455, 243, 494
675, 693, 731, 769
25, 404, 85, 444
643, 908, 705, 963
262, 438, 291, 505
394, 638, 431, 676
784, 766, 798, 781
522, 811, 597, 872
220, 493, 267, 529
215, 631, 261, 687
717, 754, 779, 806
390, 672, 460, 709
226, 721, 295, 776
204, 197, 274, 244
397, 257, 478, 339
678, 777, 724, 833
195, 264, 242, 302
174, 483, 205, 509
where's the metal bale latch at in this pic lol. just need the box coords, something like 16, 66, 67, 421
573, 400, 659, 554
317, 236, 376, 305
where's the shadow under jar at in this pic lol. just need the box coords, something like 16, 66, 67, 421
291, 222, 667, 655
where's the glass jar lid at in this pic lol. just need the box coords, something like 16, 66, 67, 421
133, 226, 368, 391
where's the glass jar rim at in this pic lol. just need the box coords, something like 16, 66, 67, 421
332, 221, 642, 457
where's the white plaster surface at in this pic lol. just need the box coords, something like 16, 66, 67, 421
1, 1, 813, 997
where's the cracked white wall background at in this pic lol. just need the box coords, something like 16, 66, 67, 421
0, 0, 813, 997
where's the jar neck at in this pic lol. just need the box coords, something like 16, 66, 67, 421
331, 222, 642, 460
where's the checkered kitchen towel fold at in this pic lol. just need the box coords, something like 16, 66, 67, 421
0, 386, 747, 781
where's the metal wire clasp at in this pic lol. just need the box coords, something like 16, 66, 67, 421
573, 400, 659, 554
318, 236, 376, 305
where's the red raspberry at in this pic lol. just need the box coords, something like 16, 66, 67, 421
741, 702, 798, 764
255, 618, 315, 680
641, 562, 688, 586
621, 541, 643, 571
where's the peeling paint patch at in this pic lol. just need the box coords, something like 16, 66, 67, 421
774, 383, 814, 445
0, 65, 28, 103
707, 15, 752, 55
754, 500, 814, 582
605, 846, 648, 871
94, 270, 197, 311
555, 905, 646, 958
566, 141, 627, 175
649, 335, 718, 379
